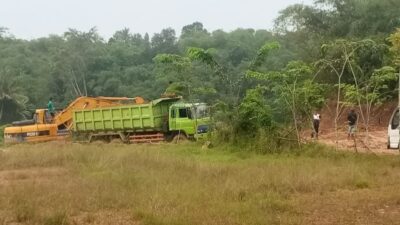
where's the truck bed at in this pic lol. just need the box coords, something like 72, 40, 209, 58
73, 98, 178, 133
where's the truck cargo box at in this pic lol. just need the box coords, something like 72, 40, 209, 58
73, 98, 180, 133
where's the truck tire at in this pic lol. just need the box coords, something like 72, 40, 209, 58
110, 137, 124, 144
172, 134, 188, 143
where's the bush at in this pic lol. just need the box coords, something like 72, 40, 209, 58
0, 124, 7, 144
210, 87, 298, 153
236, 87, 272, 133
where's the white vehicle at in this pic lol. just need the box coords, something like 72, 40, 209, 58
388, 108, 400, 149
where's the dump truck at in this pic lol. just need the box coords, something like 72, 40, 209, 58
72, 97, 210, 143
3, 96, 145, 144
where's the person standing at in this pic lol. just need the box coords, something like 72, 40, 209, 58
47, 98, 55, 118
347, 109, 357, 139
312, 112, 321, 139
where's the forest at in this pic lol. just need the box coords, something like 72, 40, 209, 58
1, 0, 400, 149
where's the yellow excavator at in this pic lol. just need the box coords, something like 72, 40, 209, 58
3, 96, 145, 144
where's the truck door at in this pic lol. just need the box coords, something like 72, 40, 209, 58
169, 107, 177, 130
176, 107, 196, 135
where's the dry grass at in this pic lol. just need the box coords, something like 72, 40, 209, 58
1, 142, 400, 225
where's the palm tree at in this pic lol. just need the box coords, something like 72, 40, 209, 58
0, 71, 29, 124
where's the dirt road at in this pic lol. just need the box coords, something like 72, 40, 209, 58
315, 129, 399, 155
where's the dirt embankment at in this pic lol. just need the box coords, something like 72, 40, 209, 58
313, 100, 399, 154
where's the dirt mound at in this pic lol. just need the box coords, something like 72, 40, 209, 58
316, 130, 398, 155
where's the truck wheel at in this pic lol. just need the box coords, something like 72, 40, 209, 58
387, 137, 391, 149
110, 138, 123, 144
172, 134, 188, 143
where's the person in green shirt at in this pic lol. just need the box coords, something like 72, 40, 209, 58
47, 98, 55, 117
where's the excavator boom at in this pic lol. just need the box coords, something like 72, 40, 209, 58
53, 96, 145, 129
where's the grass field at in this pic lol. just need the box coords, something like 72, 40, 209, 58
1, 142, 400, 225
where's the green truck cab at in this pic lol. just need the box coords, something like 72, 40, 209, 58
72, 97, 210, 143
169, 102, 210, 140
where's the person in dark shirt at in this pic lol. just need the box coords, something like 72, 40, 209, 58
347, 109, 357, 139
312, 112, 321, 139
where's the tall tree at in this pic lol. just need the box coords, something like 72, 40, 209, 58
0, 70, 29, 123
151, 28, 178, 54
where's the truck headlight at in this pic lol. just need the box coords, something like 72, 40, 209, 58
197, 125, 209, 134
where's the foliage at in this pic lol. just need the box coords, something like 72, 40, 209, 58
0, 71, 29, 123
186, 47, 217, 67
275, 0, 400, 38
153, 49, 217, 101
0, 124, 6, 143
274, 0, 400, 67
388, 28, 400, 66
247, 60, 326, 144
236, 87, 272, 133
318, 39, 388, 84
343, 66, 397, 106
250, 41, 280, 69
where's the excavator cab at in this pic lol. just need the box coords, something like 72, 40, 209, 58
3, 108, 59, 144
33, 109, 51, 124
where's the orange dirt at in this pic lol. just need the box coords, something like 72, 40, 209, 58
315, 130, 398, 155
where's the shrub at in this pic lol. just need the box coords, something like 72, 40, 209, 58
0, 124, 6, 144
236, 87, 272, 134
210, 87, 297, 153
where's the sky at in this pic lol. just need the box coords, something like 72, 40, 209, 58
0, 0, 314, 39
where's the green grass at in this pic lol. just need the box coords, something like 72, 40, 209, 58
0, 125, 6, 144
0, 142, 400, 224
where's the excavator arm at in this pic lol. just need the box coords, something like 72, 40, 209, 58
53, 96, 145, 129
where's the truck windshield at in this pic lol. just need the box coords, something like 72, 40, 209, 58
193, 104, 209, 119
